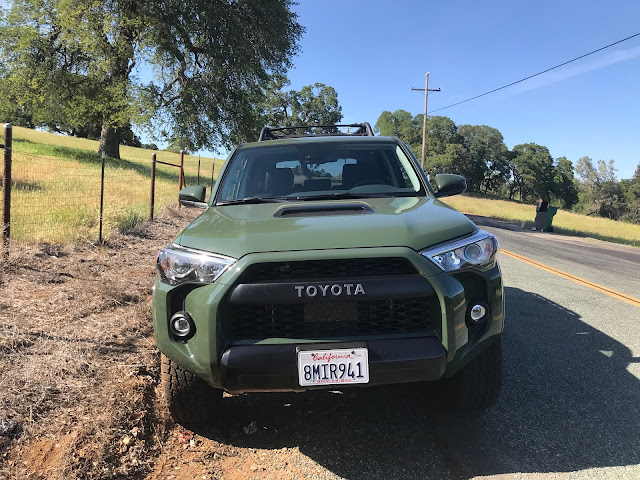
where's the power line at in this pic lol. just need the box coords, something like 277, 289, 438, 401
431, 32, 640, 113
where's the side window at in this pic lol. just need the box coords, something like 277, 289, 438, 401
397, 161, 412, 186
395, 145, 421, 192
220, 157, 251, 200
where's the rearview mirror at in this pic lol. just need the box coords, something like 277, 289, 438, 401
433, 174, 467, 198
179, 185, 207, 208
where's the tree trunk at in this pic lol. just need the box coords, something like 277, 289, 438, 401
99, 125, 120, 159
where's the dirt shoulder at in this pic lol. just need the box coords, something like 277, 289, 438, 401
0, 206, 475, 480
0, 206, 198, 479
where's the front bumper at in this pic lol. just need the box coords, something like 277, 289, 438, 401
153, 246, 504, 391
219, 337, 447, 394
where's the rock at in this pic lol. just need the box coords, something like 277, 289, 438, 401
176, 429, 194, 444
121, 436, 133, 447
243, 421, 257, 435
0, 419, 18, 437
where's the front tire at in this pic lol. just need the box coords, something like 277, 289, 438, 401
444, 337, 502, 411
161, 353, 222, 425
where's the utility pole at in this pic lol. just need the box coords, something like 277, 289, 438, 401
411, 72, 441, 168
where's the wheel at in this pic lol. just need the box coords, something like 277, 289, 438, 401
161, 353, 222, 425
443, 337, 502, 411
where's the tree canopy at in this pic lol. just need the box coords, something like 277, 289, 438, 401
510, 143, 555, 201
372, 110, 636, 219
262, 77, 342, 131
0, 0, 304, 157
458, 125, 509, 193
374, 110, 422, 147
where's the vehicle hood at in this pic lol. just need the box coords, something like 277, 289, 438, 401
176, 197, 476, 259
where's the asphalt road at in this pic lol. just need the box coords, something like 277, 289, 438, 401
191, 217, 640, 480
470, 215, 640, 299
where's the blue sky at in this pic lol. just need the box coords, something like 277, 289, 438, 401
278, 0, 640, 179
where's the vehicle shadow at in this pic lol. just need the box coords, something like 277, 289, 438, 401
193, 286, 640, 479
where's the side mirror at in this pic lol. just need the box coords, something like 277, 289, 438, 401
179, 185, 208, 208
433, 174, 467, 198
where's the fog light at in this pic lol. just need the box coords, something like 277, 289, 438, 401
466, 301, 490, 326
170, 311, 195, 340
470, 304, 486, 321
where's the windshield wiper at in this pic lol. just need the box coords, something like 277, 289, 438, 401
216, 196, 292, 206
218, 192, 398, 205
294, 192, 390, 201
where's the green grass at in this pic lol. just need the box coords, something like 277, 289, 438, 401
1, 126, 224, 243
444, 194, 640, 247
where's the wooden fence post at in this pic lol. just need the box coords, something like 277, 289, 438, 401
179, 150, 185, 189
150, 153, 156, 220
178, 150, 184, 208
2, 124, 12, 260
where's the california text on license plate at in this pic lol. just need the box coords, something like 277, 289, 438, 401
297, 348, 369, 386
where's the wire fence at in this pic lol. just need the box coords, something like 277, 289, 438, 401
8, 152, 105, 242
1, 126, 221, 246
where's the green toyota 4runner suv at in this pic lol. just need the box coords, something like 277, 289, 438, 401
153, 123, 504, 425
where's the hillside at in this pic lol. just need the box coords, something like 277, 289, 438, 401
444, 194, 640, 247
1, 126, 224, 242
2, 126, 639, 247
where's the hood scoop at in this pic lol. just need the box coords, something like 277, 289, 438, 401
275, 202, 375, 218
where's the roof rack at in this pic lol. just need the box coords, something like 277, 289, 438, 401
258, 123, 374, 142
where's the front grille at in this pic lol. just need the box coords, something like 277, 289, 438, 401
229, 297, 431, 340
237, 258, 417, 283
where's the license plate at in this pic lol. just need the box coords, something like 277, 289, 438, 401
297, 348, 369, 386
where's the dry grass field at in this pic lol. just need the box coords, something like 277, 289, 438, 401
2, 126, 638, 247
1, 127, 224, 243
0, 206, 199, 479
444, 194, 640, 247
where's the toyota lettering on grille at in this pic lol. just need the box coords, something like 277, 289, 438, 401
295, 283, 366, 298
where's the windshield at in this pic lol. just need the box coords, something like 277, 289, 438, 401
216, 141, 425, 203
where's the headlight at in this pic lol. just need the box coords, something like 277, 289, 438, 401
156, 245, 235, 285
420, 230, 499, 272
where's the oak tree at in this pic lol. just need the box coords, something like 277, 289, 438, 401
0, 0, 303, 158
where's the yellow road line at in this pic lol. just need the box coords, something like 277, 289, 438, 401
500, 249, 640, 308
